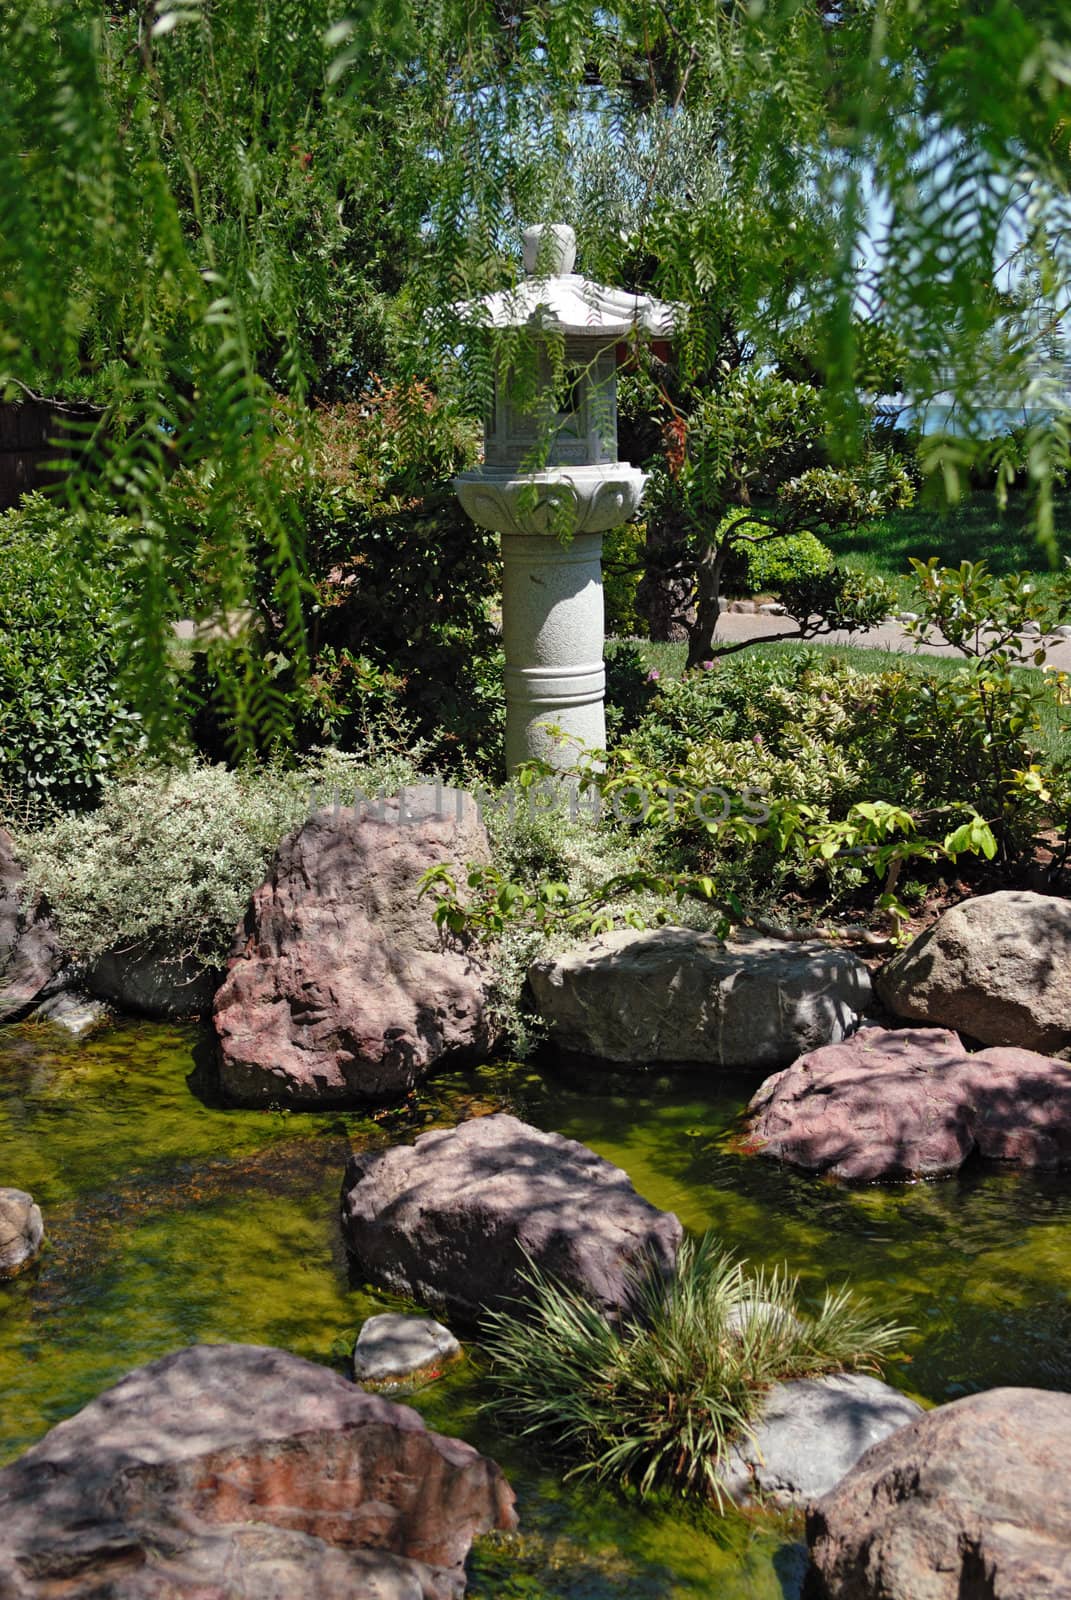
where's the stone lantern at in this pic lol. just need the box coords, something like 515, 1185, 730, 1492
453, 223, 677, 772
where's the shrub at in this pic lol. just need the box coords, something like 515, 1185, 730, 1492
604, 640, 659, 737
162, 390, 504, 777
0, 494, 146, 817
733, 528, 833, 595
481, 1232, 905, 1504
297, 393, 504, 776
479, 786, 669, 1053
780, 565, 894, 634
631, 653, 876, 775
602, 521, 647, 635
621, 643, 1061, 899
779, 453, 916, 527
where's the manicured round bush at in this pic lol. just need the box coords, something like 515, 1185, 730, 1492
736, 528, 833, 595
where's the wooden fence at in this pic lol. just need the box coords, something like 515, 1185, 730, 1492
0, 399, 102, 511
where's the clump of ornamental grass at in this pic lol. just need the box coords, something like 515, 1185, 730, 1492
480, 1232, 907, 1506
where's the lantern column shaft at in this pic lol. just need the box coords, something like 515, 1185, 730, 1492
500, 529, 606, 772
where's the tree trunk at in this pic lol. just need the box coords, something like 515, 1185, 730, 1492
635, 514, 693, 641
685, 540, 728, 668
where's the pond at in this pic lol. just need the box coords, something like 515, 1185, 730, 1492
2, 1018, 1070, 1598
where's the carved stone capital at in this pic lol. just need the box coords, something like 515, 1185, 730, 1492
454, 463, 646, 538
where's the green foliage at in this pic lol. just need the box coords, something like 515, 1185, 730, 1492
481, 1233, 906, 1504
292, 392, 503, 774
0, 495, 144, 816
423, 612, 1071, 944
432, 768, 730, 1054
154, 390, 501, 772
639, 636, 1061, 873
681, 371, 824, 523
602, 521, 647, 636
639, 368, 902, 663
604, 641, 659, 737
891, 558, 1071, 862
779, 455, 916, 530
734, 529, 833, 596
778, 565, 895, 638
21, 764, 297, 970
3, 0, 1071, 743
630, 653, 870, 776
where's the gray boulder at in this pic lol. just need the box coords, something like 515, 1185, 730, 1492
0, 829, 64, 1023
878, 890, 1071, 1052
341, 1112, 683, 1324
0, 1188, 44, 1278
723, 1373, 923, 1506
528, 927, 872, 1069
215, 787, 495, 1105
353, 1313, 462, 1386
807, 1386, 1071, 1599
0, 1342, 516, 1600
746, 1026, 1071, 1181
88, 941, 219, 1020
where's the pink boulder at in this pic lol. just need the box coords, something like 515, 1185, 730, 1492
808, 1386, 1071, 1599
746, 1026, 1071, 1181
342, 1112, 683, 1323
214, 787, 495, 1105
0, 1342, 516, 1599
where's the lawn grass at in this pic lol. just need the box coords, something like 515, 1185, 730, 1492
823, 488, 1071, 606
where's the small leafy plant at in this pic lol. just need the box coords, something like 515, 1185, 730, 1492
480, 1233, 907, 1505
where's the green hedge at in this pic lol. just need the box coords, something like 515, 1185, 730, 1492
0, 494, 144, 818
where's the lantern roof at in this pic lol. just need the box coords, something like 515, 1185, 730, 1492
454, 224, 679, 341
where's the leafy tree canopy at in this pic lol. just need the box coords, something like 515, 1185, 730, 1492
2, 0, 1070, 746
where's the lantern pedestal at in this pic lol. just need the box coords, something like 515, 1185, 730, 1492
455, 463, 645, 771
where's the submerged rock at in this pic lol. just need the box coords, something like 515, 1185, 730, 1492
0, 829, 64, 1024
0, 1187, 44, 1278
215, 787, 495, 1106
722, 1373, 923, 1506
746, 1025, 1071, 1181
353, 1313, 462, 1386
878, 890, 1071, 1052
32, 988, 111, 1036
341, 1112, 682, 1323
0, 1342, 516, 1600
807, 1386, 1071, 1599
527, 927, 871, 1069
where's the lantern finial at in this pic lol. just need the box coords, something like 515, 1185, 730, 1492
521, 223, 576, 277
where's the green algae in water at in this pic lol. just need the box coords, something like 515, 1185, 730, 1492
2, 1024, 1070, 1597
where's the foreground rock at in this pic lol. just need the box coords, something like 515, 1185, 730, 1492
215, 788, 495, 1105
0, 1342, 516, 1600
528, 927, 872, 1069
88, 941, 219, 1020
808, 1386, 1071, 1599
722, 1373, 923, 1506
746, 1026, 1071, 1180
342, 1113, 682, 1323
878, 890, 1071, 1052
0, 1188, 44, 1278
0, 829, 64, 1023
353, 1313, 462, 1386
